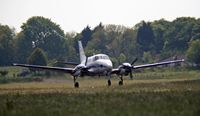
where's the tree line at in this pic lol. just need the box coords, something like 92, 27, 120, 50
0, 16, 200, 67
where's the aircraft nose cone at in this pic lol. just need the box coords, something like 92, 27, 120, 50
107, 61, 113, 69
99, 60, 113, 69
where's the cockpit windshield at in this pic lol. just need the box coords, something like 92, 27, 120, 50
93, 55, 109, 61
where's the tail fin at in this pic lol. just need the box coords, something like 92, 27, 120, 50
78, 41, 86, 64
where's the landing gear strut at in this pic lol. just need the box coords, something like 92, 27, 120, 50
107, 74, 111, 86
108, 80, 111, 86
73, 76, 79, 88
118, 76, 123, 86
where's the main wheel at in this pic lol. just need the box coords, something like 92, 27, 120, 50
74, 82, 79, 88
108, 80, 111, 86
118, 81, 123, 85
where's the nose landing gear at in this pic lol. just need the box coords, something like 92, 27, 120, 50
73, 76, 79, 88
107, 73, 112, 86
74, 82, 79, 88
108, 80, 111, 86
118, 76, 123, 86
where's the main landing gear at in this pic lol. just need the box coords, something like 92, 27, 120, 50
107, 74, 112, 86
73, 76, 79, 88
107, 75, 124, 86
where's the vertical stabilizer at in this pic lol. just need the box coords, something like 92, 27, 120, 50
78, 41, 86, 64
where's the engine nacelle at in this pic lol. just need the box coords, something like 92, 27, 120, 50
73, 69, 81, 77
73, 64, 87, 77
117, 63, 133, 76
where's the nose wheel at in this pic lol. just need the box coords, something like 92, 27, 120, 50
108, 80, 111, 86
119, 80, 123, 85
74, 82, 79, 88
118, 76, 123, 86
73, 76, 79, 88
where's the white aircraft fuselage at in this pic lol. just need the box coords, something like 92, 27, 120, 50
74, 54, 113, 76
86, 54, 113, 75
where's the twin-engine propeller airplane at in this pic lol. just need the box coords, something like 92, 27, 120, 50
13, 41, 184, 88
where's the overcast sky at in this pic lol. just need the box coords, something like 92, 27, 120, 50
0, 0, 199, 32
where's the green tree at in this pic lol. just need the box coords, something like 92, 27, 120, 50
65, 32, 79, 62
151, 19, 170, 53
93, 22, 104, 33
142, 51, 153, 63
80, 26, 92, 47
163, 17, 197, 54
119, 53, 126, 64
27, 48, 47, 66
191, 21, 200, 41
121, 28, 137, 61
0, 24, 15, 66
150, 17, 200, 60
136, 21, 155, 55
85, 23, 106, 55
16, 16, 66, 63
104, 25, 125, 57
8, 16, 200, 66
186, 39, 200, 66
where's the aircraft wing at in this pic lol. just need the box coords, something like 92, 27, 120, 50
56, 61, 79, 65
133, 59, 184, 69
13, 63, 74, 74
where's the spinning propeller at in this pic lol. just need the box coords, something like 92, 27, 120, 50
119, 58, 138, 79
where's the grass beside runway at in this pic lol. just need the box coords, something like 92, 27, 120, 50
0, 69, 200, 116
0, 78, 200, 116
0, 90, 200, 116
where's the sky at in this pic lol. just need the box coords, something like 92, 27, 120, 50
0, 0, 199, 33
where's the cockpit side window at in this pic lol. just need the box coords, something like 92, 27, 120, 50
94, 56, 99, 61
104, 56, 109, 59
